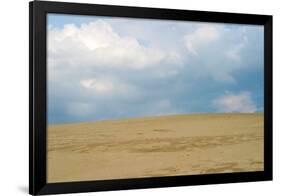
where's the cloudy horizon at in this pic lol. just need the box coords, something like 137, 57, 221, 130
47, 14, 264, 124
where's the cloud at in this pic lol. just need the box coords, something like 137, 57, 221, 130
224, 36, 248, 61
80, 79, 113, 94
182, 24, 264, 83
212, 91, 257, 113
184, 25, 220, 55
47, 15, 263, 124
48, 20, 180, 70
80, 77, 138, 99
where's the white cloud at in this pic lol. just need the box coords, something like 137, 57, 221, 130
48, 20, 180, 70
80, 77, 140, 100
182, 24, 261, 83
78, 21, 119, 50
184, 25, 220, 55
225, 45, 242, 61
212, 91, 257, 113
80, 79, 113, 94
47, 15, 263, 123
224, 37, 247, 61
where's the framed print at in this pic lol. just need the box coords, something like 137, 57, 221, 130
29, 1, 272, 195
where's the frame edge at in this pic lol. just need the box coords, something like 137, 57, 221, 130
29, 1, 34, 195
264, 15, 273, 181
30, 1, 48, 195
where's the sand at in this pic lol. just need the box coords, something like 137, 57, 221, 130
47, 113, 264, 183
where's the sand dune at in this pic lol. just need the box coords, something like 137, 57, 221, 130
47, 113, 264, 183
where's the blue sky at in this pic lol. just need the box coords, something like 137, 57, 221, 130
47, 14, 264, 124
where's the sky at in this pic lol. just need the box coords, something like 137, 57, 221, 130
47, 14, 264, 124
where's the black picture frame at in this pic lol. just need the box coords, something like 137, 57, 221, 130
29, 1, 273, 195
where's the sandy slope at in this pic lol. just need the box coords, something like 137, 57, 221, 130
47, 113, 264, 183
